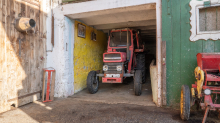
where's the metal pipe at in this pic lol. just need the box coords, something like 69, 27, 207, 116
127, 29, 129, 60
156, 0, 162, 107
15, 17, 36, 32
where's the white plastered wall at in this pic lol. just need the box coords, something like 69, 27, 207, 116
44, 0, 74, 97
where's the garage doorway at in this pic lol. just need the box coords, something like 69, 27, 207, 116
62, 1, 162, 106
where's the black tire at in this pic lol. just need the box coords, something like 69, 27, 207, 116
87, 71, 99, 94
180, 85, 190, 120
136, 54, 146, 83
134, 70, 142, 96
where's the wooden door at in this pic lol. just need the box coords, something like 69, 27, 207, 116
0, 0, 46, 113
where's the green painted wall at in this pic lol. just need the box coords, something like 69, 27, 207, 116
162, 0, 220, 107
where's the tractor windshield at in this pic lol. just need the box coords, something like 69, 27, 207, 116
109, 31, 131, 47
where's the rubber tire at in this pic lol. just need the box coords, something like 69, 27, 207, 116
136, 54, 146, 83
87, 71, 99, 94
180, 85, 190, 120
134, 70, 142, 96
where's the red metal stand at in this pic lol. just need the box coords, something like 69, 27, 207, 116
202, 106, 210, 123
42, 68, 55, 103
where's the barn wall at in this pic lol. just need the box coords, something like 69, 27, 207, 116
162, 0, 220, 107
45, 0, 75, 97
0, 0, 46, 113
74, 20, 107, 93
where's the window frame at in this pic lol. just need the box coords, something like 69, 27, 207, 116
190, 0, 220, 41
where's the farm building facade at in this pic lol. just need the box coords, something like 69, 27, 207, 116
0, 0, 220, 113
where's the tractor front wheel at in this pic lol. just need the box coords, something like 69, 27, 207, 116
134, 70, 142, 96
87, 71, 99, 94
180, 85, 190, 120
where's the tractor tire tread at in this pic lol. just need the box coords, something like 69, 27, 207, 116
136, 54, 146, 83
134, 70, 142, 96
87, 71, 99, 94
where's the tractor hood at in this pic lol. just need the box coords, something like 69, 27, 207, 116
103, 52, 126, 62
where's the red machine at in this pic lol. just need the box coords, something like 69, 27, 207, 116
87, 28, 146, 96
180, 53, 220, 123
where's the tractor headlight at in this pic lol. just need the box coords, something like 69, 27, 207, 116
117, 65, 122, 71
103, 65, 108, 71
204, 89, 211, 95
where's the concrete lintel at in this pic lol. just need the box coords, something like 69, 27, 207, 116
62, 0, 156, 16
74, 9, 156, 26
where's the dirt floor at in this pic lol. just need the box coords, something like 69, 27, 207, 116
0, 78, 220, 123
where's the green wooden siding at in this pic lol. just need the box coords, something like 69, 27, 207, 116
162, 0, 220, 107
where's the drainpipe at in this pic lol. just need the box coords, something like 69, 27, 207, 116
156, 0, 162, 107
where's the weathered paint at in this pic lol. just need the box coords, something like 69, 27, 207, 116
46, 0, 75, 97
156, 0, 162, 107
190, 0, 220, 41
74, 20, 107, 93
0, 0, 46, 113
150, 60, 158, 105
62, 0, 157, 16
162, 0, 220, 107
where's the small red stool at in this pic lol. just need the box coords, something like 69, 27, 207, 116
42, 67, 56, 102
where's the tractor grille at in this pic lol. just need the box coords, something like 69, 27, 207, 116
104, 54, 121, 61
104, 62, 122, 74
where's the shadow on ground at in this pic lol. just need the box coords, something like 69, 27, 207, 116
0, 76, 220, 123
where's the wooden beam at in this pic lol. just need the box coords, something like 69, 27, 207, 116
42, 71, 46, 101
8, 91, 42, 102
62, 0, 78, 3
94, 19, 156, 29
15, 0, 40, 7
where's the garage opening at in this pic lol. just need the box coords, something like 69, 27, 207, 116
65, 3, 157, 106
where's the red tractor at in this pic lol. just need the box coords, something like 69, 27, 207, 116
87, 28, 146, 96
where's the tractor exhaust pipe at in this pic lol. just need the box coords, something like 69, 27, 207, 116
127, 29, 130, 60
15, 17, 36, 32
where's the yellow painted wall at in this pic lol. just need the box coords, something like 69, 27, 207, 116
74, 21, 107, 93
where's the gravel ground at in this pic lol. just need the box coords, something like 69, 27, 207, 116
0, 98, 219, 123
0, 79, 220, 123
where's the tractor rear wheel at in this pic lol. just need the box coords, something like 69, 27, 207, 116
87, 71, 99, 94
180, 85, 190, 120
136, 54, 146, 83
134, 70, 142, 96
